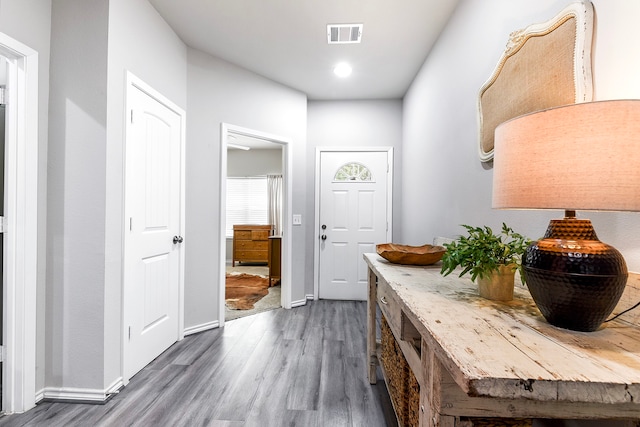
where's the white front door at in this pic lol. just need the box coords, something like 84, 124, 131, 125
318, 150, 391, 300
123, 78, 184, 381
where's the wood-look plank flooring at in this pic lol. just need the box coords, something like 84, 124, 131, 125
0, 300, 397, 427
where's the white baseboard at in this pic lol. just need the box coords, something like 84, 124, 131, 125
184, 320, 219, 336
106, 377, 124, 397
41, 387, 105, 403
291, 298, 307, 308
306, 294, 315, 301
39, 377, 124, 404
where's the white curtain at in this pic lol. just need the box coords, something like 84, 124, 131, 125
267, 174, 283, 236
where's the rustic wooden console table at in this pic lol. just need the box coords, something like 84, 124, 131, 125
365, 253, 640, 426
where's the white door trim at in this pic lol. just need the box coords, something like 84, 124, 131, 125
313, 147, 393, 300
0, 33, 38, 414
122, 72, 186, 384
219, 123, 293, 326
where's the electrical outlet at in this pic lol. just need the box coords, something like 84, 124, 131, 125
293, 214, 302, 225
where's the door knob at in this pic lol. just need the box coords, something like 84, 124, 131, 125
321, 234, 327, 240
173, 235, 184, 244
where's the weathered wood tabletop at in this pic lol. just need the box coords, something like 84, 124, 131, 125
364, 253, 640, 421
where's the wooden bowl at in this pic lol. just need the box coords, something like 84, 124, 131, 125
376, 243, 446, 266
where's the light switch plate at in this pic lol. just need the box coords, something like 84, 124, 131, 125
293, 214, 302, 225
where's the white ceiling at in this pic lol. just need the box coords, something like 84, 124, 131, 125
148, 0, 460, 100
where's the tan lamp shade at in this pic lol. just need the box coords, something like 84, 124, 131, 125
493, 100, 640, 212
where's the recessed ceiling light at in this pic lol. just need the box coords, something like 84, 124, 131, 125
228, 143, 250, 151
334, 63, 352, 78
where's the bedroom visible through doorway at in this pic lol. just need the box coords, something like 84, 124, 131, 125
225, 167, 281, 320
219, 124, 292, 325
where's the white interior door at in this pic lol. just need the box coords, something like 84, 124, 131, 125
318, 150, 391, 300
123, 78, 184, 381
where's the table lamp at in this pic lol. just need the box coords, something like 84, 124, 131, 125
492, 100, 640, 332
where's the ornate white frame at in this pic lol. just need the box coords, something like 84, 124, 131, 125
478, 1, 594, 162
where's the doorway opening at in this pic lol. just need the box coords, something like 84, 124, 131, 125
219, 124, 292, 325
225, 138, 282, 321
0, 56, 6, 412
0, 33, 39, 414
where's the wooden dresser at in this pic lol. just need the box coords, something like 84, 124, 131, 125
268, 236, 281, 286
364, 253, 640, 426
232, 224, 272, 266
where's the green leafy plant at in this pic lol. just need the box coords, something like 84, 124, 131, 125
440, 223, 531, 282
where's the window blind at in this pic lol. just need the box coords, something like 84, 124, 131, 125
226, 177, 268, 237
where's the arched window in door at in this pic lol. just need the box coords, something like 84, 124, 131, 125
333, 162, 373, 182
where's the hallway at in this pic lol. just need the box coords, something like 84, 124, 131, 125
0, 301, 396, 427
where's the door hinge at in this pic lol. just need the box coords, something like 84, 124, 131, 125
129, 217, 133, 231
130, 109, 134, 124
0, 87, 6, 105
0, 216, 5, 233
128, 326, 131, 340
0, 345, 5, 363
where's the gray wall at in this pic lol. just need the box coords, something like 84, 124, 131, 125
402, 6, 640, 425
227, 148, 282, 177
48, 0, 109, 391
47, 0, 187, 392
306, 100, 403, 296
105, 0, 187, 388
0, 0, 52, 395
401, 0, 640, 275
186, 48, 307, 327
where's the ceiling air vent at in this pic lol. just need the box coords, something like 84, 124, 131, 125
327, 24, 363, 44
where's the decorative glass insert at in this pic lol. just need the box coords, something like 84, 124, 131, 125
334, 162, 373, 182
